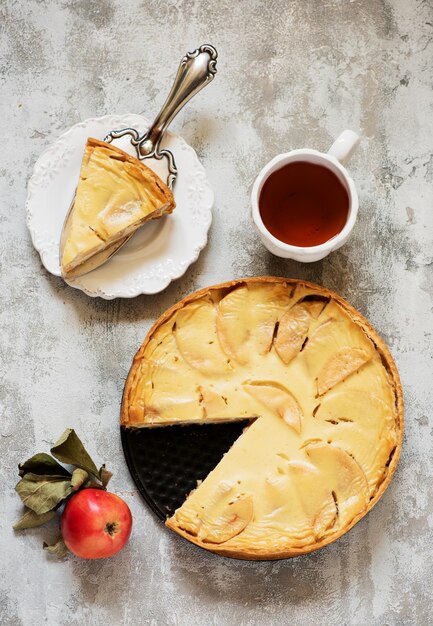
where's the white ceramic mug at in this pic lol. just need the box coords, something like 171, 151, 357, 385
251, 130, 360, 262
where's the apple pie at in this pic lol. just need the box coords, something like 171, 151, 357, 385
121, 278, 403, 560
60, 138, 175, 277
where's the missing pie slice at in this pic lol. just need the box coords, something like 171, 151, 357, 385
121, 278, 403, 560
60, 138, 175, 278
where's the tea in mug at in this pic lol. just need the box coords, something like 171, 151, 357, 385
259, 161, 349, 247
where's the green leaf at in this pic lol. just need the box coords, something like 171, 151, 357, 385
71, 468, 88, 491
99, 465, 112, 489
19, 453, 71, 478
13, 509, 56, 530
51, 429, 99, 478
43, 538, 69, 559
15, 473, 72, 515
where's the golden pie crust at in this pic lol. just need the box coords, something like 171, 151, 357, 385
121, 277, 403, 560
60, 138, 175, 277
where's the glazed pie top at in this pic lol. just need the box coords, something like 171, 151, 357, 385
121, 278, 403, 559
60, 138, 175, 277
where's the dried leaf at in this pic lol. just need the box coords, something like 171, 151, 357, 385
19, 453, 71, 478
99, 465, 112, 489
43, 538, 69, 559
71, 468, 88, 491
15, 473, 72, 515
51, 429, 99, 478
13, 509, 56, 530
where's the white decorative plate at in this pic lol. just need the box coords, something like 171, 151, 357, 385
26, 114, 213, 299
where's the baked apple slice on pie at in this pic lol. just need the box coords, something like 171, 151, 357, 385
121, 278, 403, 560
60, 138, 175, 278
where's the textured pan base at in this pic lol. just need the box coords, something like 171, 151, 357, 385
121, 421, 251, 519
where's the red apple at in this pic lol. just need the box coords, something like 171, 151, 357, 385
61, 488, 132, 559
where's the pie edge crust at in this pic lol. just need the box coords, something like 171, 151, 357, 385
120, 276, 404, 560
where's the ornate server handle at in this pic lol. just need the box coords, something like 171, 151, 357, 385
140, 44, 218, 156
106, 44, 217, 188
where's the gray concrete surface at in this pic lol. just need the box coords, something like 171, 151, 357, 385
1, 1, 433, 624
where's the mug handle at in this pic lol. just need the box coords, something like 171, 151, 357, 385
327, 130, 360, 166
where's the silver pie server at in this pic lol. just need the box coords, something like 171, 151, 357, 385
60, 44, 218, 279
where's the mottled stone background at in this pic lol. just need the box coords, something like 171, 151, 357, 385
1, 0, 432, 624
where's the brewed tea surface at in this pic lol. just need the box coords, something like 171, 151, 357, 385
259, 161, 349, 247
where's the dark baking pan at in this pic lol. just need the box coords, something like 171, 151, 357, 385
121, 421, 249, 519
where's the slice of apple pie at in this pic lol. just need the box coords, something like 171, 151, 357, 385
121, 278, 403, 560
60, 138, 175, 277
